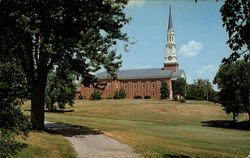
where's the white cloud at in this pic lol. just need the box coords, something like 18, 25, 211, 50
127, 0, 144, 7
179, 40, 203, 57
196, 64, 219, 74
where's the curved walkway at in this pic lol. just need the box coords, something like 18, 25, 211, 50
45, 122, 143, 158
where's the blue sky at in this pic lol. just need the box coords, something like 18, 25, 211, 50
115, 0, 231, 85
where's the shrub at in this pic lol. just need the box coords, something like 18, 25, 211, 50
106, 97, 113, 99
180, 98, 186, 103
113, 88, 126, 99
134, 95, 142, 99
90, 90, 102, 100
119, 88, 126, 99
78, 95, 84, 100
144, 95, 151, 99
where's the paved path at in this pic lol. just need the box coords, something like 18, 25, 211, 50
45, 122, 143, 158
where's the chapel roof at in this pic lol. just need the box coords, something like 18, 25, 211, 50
95, 68, 185, 80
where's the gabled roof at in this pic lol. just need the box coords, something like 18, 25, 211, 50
95, 68, 185, 80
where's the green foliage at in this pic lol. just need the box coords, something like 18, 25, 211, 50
0, 58, 30, 157
214, 60, 250, 121
160, 80, 169, 99
220, 0, 250, 63
180, 98, 186, 103
90, 90, 102, 100
113, 88, 126, 99
186, 79, 217, 101
173, 77, 186, 99
0, 0, 130, 129
78, 95, 84, 100
45, 70, 75, 111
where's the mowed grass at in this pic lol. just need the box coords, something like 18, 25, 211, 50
13, 131, 77, 158
23, 99, 250, 158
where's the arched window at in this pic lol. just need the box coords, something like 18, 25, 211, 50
133, 82, 137, 89
124, 83, 128, 89
151, 81, 155, 88
107, 82, 111, 89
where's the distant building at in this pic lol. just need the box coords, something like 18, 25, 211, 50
80, 6, 186, 99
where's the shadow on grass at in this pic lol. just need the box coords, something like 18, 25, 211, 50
201, 120, 250, 131
26, 109, 74, 113
164, 154, 191, 158
45, 122, 103, 137
45, 109, 74, 113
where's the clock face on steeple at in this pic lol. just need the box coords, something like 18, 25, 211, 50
168, 56, 172, 61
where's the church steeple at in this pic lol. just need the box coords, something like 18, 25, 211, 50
168, 6, 174, 31
164, 5, 179, 71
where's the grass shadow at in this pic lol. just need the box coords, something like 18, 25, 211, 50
201, 120, 250, 131
45, 122, 103, 137
26, 109, 74, 113
164, 153, 191, 158
45, 109, 74, 113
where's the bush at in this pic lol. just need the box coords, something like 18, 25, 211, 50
90, 90, 102, 100
0, 131, 25, 158
144, 95, 151, 99
134, 95, 142, 99
113, 88, 126, 99
106, 97, 113, 99
180, 98, 186, 103
78, 95, 84, 100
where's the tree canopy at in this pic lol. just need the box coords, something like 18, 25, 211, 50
220, 0, 250, 63
0, 58, 30, 157
186, 79, 217, 102
173, 77, 186, 99
45, 69, 76, 111
160, 80, 169, 99
214, 60, 250, 121
0, 0, 129, 129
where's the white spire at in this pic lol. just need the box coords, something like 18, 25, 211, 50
164, 5, 178, 66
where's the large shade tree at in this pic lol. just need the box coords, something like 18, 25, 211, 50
214, 60, 249, 121
0, 0, 129, 130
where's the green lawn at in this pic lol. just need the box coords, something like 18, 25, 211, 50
23, 99, 250, 158
13, 131, 77, 158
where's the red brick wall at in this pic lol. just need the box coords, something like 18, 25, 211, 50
80, 78, 173, 99
163, 64, 179, 71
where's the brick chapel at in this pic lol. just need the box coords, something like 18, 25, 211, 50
79, 6, 186, 99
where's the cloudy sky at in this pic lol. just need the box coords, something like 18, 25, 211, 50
115, 0, 231, 85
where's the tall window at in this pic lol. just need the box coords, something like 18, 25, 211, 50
107, 82, 111, 89
151, 81, 155, 88
133, 82, 137, 89
142, 82, 146, 89
124, 83, 128, 89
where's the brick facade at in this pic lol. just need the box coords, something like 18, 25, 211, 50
80, 78, 173, 99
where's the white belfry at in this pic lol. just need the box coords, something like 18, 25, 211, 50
164, 6, 178, 65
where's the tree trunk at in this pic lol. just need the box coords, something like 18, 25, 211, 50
248, 111, 250, 122
30, 73, 48, 130
31, 87, 45, 130
232, 112, 237, 122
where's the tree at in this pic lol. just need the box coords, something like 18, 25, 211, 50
186, 79, 216, 101
45, 70, 75, 111
0, 58, 30, 157
0, 0, 129, 129
214, 60, 249, 121
220, 0, 250, 63
160, 80, 169, 99
173, 77, 186, 99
